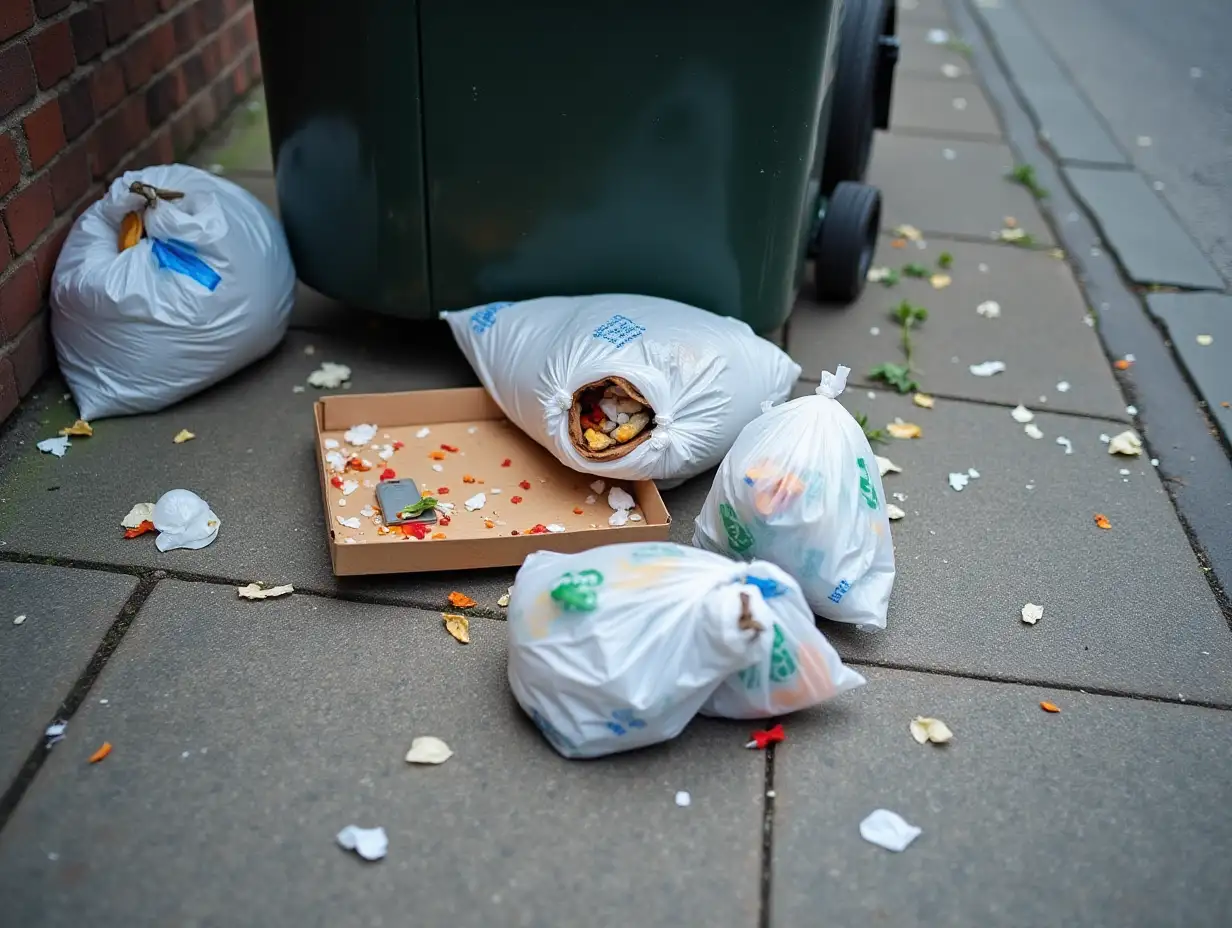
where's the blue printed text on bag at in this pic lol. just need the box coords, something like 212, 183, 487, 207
593, 314, 647, 348
470, 301, 514, 335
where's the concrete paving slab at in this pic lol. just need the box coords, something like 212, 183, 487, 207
891, 78, 1002, 139
793, 237, 1128, 419
812, 391, 1232, 703
0, 581, 764, 928
188, 89, 273, 175
1145, 292, 1232, 445
1065, 167, 1225, 290
0, 564, 137, 786
898, 0, 953, 27
868, 134, 1054, 244
897, 23, 973, 79
773, 665, 1232, 928
972, 0, 1128, 166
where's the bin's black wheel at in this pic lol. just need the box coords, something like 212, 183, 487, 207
814, 181, 881, 304
821, 0, 898, 192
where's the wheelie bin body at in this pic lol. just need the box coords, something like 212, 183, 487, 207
255, 0, 844, 333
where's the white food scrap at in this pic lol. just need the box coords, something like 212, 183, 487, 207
607, 486, 635, 511
886, 504, 906, 521
948, 472, 970, 492
405, 736, 453, 765
237, 583, 294, 600
976, 300, 1001, 319
1055, 436, 1073, 455
344, 423, 378, 446
1024, 424, 1044, 440
1056, 381, 1071, 393
337, 516, 361, 530
590, 479, 606, 494
172, 429, 195, 444
909, 717, 953, 744
1107, 430, 1143, 456
609, 509, 630, 527
307, 362, 351, 389
415, 427, 431, 439
969, 361, 1006, 377
464, 493, 486, 512
1021, 603, 1043, 625
336, 825, 387, 862
546, 523, 566, 533
876, 456, 902, 477
121, 502, 155, 528
1010, 404, 1034, 423
860, 809, 921, 852
36, 436, 71, 457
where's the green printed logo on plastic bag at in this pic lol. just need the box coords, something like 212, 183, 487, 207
737, 664, 761, 690
720, 503, 755, 554
856, 457, 879, 510
550, 569, 604, 612
769, 624, 798, 684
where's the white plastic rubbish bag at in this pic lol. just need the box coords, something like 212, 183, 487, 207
506, 542, 864, 758
443, 295, 801, 484
693, 365, 895, 629
51, 165, 295, 420
153, 489, 220, 552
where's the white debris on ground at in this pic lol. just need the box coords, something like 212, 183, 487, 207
121, 502, 155, 528
45, 721, 67, 746
336, 825, 388, 862
415, 427, 431, 439
969, 361, 1006, 377
675, 791, 692, 808
1055, 437, 1073, 455
927, 28, 949, 43
910, 717, 953, 744
886, 504, 906, 521
405, 736, 453, 765
860, 809, 921, 852
876, 456, 902, 477
1107, 430, 1143, 456
307, 362, 351, 389
464, 493, 486, 512
949, 472, 971, 492
1022, 603, 1044, 625
976, 300, 1001, 319
36, 436, 71, 457
337, 516, 361, 530
237, 583, 294, 600
13, 615, 26, 626
1056, 381, 1071, 393
344, 423, 378, 446
1025, 424, 1044, 439
1011, 405, 1034, 423
153, 489, 220, 552
942, 63, 962, 78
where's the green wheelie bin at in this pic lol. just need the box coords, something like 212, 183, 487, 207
253, 0, 898, 333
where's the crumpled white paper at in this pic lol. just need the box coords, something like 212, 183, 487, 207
152, 490, 220, 552
37, 437, 71, 457
876, 456, 902, 477
344, 423, 377, 446
1010, 405, 1034, 423
1022, 602, 1043, 625
464, 493, 486, 512
1107, 430, 1142, 456
308, 362, 351, 389
608, 486, 635, 511
336, 825, 387, 861
969, 361, 1006, 377
121, 502, 155, 528
405, 736, 453, 765
860, 809, 921, 852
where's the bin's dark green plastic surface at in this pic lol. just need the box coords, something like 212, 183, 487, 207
254, 0, 841, 333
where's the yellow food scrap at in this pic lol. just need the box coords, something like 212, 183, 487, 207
887, 421, 923, 440
59, 419, 93, 437
442, 613, 470, 644
584, 428, 616, 451
912, 394, 935, 409
611, 412, 650, 443
173, 429, 195, 444
118, 211, 143, 251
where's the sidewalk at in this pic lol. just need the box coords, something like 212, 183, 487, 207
2, 1, 1231, 924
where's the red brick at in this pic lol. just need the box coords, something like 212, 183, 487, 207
149, 20, 175, 70
70, 5, 106, 63
121, 31, 156, 90
35, 0, 71, 16
169, 109, 194, 154
248, 51, 260, 81
50, 142, 89, 212
0, 259, 41, 341
200, 0, 222, 31
90, 95, 149, 178
146, 67, 184, 126
158, 0, 180, 10
102, 0, 138, 43
0, 357, 19, 422
9, 310, 51, 397
33, 216, 68, 296
231, 58, 248, 96
90, 58, 126, 115
201, 36, 221, 79
58, 78, 93, 141
3, 178, 55, 254
0, 0, 34, 43
182, 50, 205, 93
171, 5, 197, 51
135, 0, 156, 23
23, 99, 66, 170
242, 8, 255, 44
0, 43, 36, 120
0, 132, 19, 198
30, 21, 75, 89
0, 235, 9, 276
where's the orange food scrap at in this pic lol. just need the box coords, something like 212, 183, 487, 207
123, 520, 156, 539
526, 523, 549, 535
377, 526, 392, 535
88, 742, 112, 763
518, 480, 531, 490
573, 507, 584, 515
890, 238, 907, 248
429, 450, 446, 461
484, 519, 495, 529
118, 211, 143, 250
448, 591, 477, 608
437, 486, 450, 495
1094, 513, 1111, 530
462, 474, 476, 484
501, 458, 511, 467
431, 532, 447, 540
510, 496, 523, 504
345, 456, 372, 472
1040, 701, 1061, 713
440, 444, 459, 453
400, 522, 429, 540
1114, 359, 1132, 370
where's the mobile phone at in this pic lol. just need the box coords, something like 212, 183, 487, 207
375, 478, 439, 526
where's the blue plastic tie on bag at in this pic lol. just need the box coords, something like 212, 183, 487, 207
151, 238, 221, 291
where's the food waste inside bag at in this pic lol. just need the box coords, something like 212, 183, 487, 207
569, 377, 655, 460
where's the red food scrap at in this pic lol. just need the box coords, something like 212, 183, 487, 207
527, 523, 549, 535
500, 458, 511, 467
439, 515, 451, 526
440, 444, 459, 453
346, 456, 372, 472
510, 496, 523, 504
518, 480, 531, 490
392, 441, 405, 450
379, 468, 396, 481
511, 530, 520, 536
123, 521, 156, 539
400, 522, 429, 540
437, 487, 450, 495
573, 507, 584, 515
747, 724, 786, 750
330, 475, 344, 489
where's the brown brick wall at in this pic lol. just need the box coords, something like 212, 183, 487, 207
0, 0, 262, 423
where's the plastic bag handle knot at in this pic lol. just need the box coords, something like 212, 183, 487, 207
814, 365, 850, 399
551, 390, 572, 412
737, 592, 764, 639
648, 413, 674, 451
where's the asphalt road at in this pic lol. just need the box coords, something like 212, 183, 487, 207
1017, 0, 1232, 285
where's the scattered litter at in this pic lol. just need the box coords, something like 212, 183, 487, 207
629, 513, 644, 522
340, 479, 359, 496
913, 393, 935, 409
886, 503, 906, 521
927, 28, 949, 44
1119, 468, 1131, 476
1151, 458, 1159, 466
675, 791, 692, 808
1094, 513, 1111, 530
930, 273, 951, 289
1107, 430, 1142, 456
405, 736, 453, 765
153, 489, 220, 551
1197, 334, 1214, 346
1126, 405, 1138, 416
998, 227, 1027, 242
867, 267, 894, 283
432, 464, 443, 472
1056, 381, 1071, 393
13, 615, 26, 626
442, 613, 470, 644
344, 423, 378, 446
948, 472, 971, 492
1025, 423, 1043, 439
1055, 436, 1073, 454
976, 300, 1001, 319
336, 825, 388, 862
887, 420, 922, 439
745, 724, 786, 750
415, 427, 431, 439
337, 516, 361, 530
1011, 405, 1034, 423
59, 419, 93, 437
876, 456, 902, 476
308, 362, 351, 389
546, 523, 566, 533
941, 63, 962, 78
895, 224, 923, 241
173, 429, 195, 444
37, 437, 71, 457
910, 717, 953, 744
590, 479, 606, 494
497, 592, 511, 608
448, 591, 477, 608
870, 326, 881, 336
1040, 701, 1061, 713
464, 493, 486, 512
1114, 358, 1132, 370
46, 721, 67, 746
123, 520, 156, 539
608, 486, 636, 511
892, 492, 908, 502
88, 742, 112, 764
969, 361, 1006, 377
121, 502, 155, 528
609, 509, 630, 527
237, 583, 294, 600
292, 385, 306, 393
1021, 603, 1043, 625
860, 809, 921, 852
